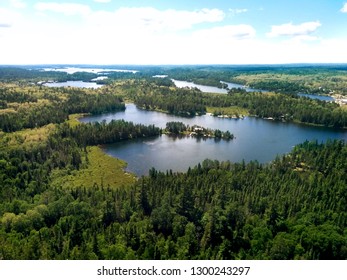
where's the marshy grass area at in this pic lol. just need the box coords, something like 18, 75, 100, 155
50, 146, 136, 190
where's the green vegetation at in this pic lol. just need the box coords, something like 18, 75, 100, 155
0, 140, 346, 259
0, 65, 347, 260
50, 146, 136, 190
133, 83, 207, 116
165, 121, 234, 140
206, 91, 346, 128
207, 106, 248, 118
0, 118, 161, 259
0, 83, 125, 132
164, 65, 347, 95
113, 79, 347, 128
2, 65, 347, 96
0, 123, 56, 149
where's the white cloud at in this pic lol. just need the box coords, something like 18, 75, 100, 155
0, 6, 226, 64
275, 38, 347, 64
0, 7, 21, 27
1, 3, 347, 65
341, 3, 347, 13
87, 7, 225, 33
34, 2, 92, 17
94, 0, 111, 3
10, 0, 27, 9
193, 25, 256, 41
229, 8, 248, 16
267, 21, 321, 38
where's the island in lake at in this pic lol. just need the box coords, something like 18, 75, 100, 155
164, 121, 234, 140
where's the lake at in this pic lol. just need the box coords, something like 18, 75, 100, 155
172, 79, 228, 93
80, 104, 347, 176
297, 93, 335, 101
172, 80, 334, 101
171, 79, 265, 93
41, 67, 138, 74
43, 81, 104, 89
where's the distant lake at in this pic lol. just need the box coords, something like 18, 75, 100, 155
43, 81, 104, 89
172, 79, 228, 93
172, 79, 335, 102
172, 79, 266, 93
80, 104, 347, 176
221, 81, 268, 93
297, 93, 335, 101
91, 76, 108, 81
41, 67, 138, 74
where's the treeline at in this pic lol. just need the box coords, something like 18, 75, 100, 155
63, 90, 125, 115
0, 86, 38, 106
0, 140, 346, 259
0, 118, 162, 259
0, 103, 68, 132
57, 120, 161, 147
164, 65, 347, 95
0, 67, 98, 83
122, 80, 347, 128
0, 66, 160, 85
0, 118, 161, 209
0, 67, 59, 82
165, 66, 236, 88
209, 91, 347, 128
133, 85, 207, 116
245, 80, 307, 94
164, 66, 308, 92
0, 86, 126, 132
3, 65, 347, 95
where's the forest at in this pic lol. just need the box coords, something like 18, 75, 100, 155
0, 84, 125, 132
163, 64, 347, 95
0, 65, 346, 260
114, 79, 347, 128
0, 137, 346, 259
3, 65, 347, 95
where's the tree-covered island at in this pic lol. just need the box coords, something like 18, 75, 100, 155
164, 121, 234, 140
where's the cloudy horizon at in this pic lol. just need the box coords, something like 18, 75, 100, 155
1, 0, 347, 65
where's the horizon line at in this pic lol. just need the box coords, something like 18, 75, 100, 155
1, 63, 347, 67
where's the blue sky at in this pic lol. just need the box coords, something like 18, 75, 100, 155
1, 0, 347, 64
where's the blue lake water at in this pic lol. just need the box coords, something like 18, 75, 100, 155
43, 81, 104, 89
172, 79, 228, 93
172, 80, 264, 93
41, 67, 138, 74
172, 80, 334, 101
297, 93, 335, 101
80, 104, 347, 176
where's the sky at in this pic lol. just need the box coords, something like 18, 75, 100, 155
1, 0, 347, 65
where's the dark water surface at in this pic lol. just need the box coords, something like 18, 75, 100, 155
80, 104, 347, 176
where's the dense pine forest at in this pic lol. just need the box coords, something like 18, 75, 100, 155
0, 138, 346, 259
0, 65, 346, 260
